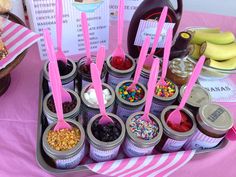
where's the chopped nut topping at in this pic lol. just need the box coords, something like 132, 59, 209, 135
47, 127, 81, 151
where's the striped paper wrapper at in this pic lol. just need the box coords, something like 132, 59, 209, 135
0, 17, 41, 69
85, 150, 196, 177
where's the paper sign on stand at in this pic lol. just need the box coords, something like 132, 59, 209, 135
110, 0, 142, 21
198, 77, 236, 103
25, 0, 109, 60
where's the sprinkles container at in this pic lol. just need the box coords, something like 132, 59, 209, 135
150, 79, 179, 117
115, 80, 147, 122
106, 54, 136, 89
77, 56, 107, 91
43, 89, 81, 125
43, 59, 77, 91
184, 103, 233, 150
42, 120, 86, 169
123, 112, 163, 157
80, 83, 115, 125
179, 84, 211, 115
87, 113, 125, 162
158, 105, 196, 152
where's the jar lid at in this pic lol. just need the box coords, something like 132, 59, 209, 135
169, 58, 193, 78
180, 84, 211, 108
197, 104, 234, 136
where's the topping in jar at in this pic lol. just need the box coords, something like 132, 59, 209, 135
165, 111, 193, 132
129, 115, 159, 140
118, 82, 145, 103
47, 127, 81, 151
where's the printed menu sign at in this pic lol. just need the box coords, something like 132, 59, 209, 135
25, 0, 109, 60
109, 0, 142, 21
198, 78, 236, 103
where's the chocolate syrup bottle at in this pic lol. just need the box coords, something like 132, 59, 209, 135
128, 0, 183, 58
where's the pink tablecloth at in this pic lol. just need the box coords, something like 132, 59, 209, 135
0, 11, 236, 177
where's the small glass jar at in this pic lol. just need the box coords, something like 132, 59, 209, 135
77, 56, 107, 91
184, 103, 234, 150
139, 55, 160, 87
157, 105, 196, 152
150, 78, 179, 117
115, 80, 147, 122
42, 120, 85, 169
43, 89, 81, 124
106, 54, 136, 89
166, 58, 194, 88
179, 84, 211, 115
80, 83, 115, 125
43, 59, 77, 91
87, 113, 125, 162
123, 112, 163, 157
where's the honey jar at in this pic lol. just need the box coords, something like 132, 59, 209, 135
166, 58, 193, 87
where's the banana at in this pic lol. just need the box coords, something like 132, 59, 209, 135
189, 44, 200, 59
190, 31, 235, 45
205, 57, 236, 70
189, 28, 220, 33
200, 42, 236, 61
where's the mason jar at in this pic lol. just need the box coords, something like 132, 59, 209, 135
166, 58, 194, 88
42, 120, 85, 169
179, 84, 211, 115
150, 78, 179, 117
43, 59, 77, 91
87, 113, 125, 162
184, 103, 234, 150
80, 83, 115, 125
77, 56, 107, 92
115, 80, 147, 122
157, 105, 196, 152
123, 112, 163, 157
43, 89, 81, 124
106, 54, 136, 89
138, 55, 160, 87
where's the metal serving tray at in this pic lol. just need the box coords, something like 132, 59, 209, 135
36, 70, 228, 175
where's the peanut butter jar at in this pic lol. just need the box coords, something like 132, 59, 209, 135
184, 103, 234, 150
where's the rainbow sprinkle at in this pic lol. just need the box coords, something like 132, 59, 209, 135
130, 115, 159, 140
156, 80, 175, 98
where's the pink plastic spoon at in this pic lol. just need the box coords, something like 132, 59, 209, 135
157, 28, 173, 86
96, 45, 106, 76
140, 59, 160, 123
226, 126, 236, 141
112, 0, 125, 61
90, 63, 113, 125
167, 55, 206, 124
127, 36, 150, 91
81, 12, 92, 65
44, 30, 72, 131
55, 0, 67, 63
145, 6, 168, 67
43, 29, 72, 103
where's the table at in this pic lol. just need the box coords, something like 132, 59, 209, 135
1, 11, 236, 177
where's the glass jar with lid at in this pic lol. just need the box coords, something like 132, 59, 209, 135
166, 58, 193, 87
184, 103, 234, 150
